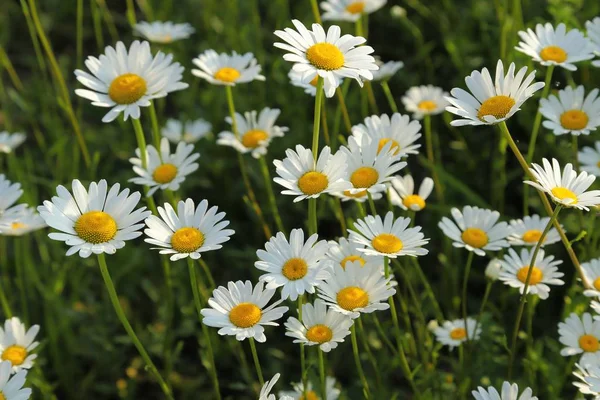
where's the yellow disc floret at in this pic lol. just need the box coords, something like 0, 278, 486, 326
539, 46, 567, 63
306, 324, 333, 343
109, 73, 147, 104
377, 138, 401, 155
171, 227, 205, 253
298, 171, 329, 195
75, 211, 118, 244
242, 130, 269, 148
346, 1, 365, 14
449, 328, 467, 340
372, 233, 403, 254
560, 110, 589, 131
337, 286, 369, 311
403, 194, 426, 210
342, 189, 368, 199
594, 277, 600, 291
516, 266, 543, 285
461, 227, 489, 249
522, 229, 543, 244
350, 167, 379, 188
214, 67, 241, 83
1, 345, 27, 366
551, 187, 578, 204
152, 163, 178, 184
306, 43, 345, 71
340, 255, 366, 269
477, 95, 516, 121
579, 334, 600, 352
282, 258, 308, 281
229, 302, 262, 328
418, 100, 438, 112
299, 391, 319, 400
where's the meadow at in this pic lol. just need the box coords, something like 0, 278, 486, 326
1, 0, 600, 399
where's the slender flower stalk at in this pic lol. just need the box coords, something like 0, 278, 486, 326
258, 157, 285, 233
149, 101, 163, 158
97, 254, 173, 399
318, 348, 327, 400
308, 77, 325, 236
131, 119, 159, 214
381, 81, 398, 113
310, 0, 322, 23
336, 87, 353, 134
351, 323, 370, 399
412, 258, 444, 321
198, 258, 216, 290
473, 281, 493, 343
249, 337, 265, 386
423, 115, 444, 203
297, 296, 308, 399
461, 251, 474, 341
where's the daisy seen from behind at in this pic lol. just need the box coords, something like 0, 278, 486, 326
515, 23, 595, 71
559, 312, 600, 366
524, 158, 600, 211
371, 59, 404, 81
129, 137, 199, 196
274, 19, 378, 97
325, 236, 380, 270
445, 60, 545, 126
273, 145, 349, 202
38, 179, 150, 258
201, 280, 288, 342
0, 175, 24, 216
255, 229, 331, 301
0, 360, 32, 400
144, 199, 234, 261
191, 50, 265, 86
75, 41, 188, 122
498, 248, 564, 300
321, 0, 387, 22
217, 108, 288, 158
161, 118, 212, 144
280, 377, 340, 400
438, 206, 511, 256
472, 381, 537, 400
540, 86, 600, 136
133, 21, 195, 43
317, 261, 395, 319
351, 113, 422, 158
581, 258, 600, 298
0, 317, 39, 373
402, 85, 449, 119
331, 188, 383, 203
389, 175, 434, 211
587, 17, 600, 67
433, 318, 480, 349
579, 142, 600, 177
0, 132, 25, 154
0, 207, 46, 236
507, 214, 561, 247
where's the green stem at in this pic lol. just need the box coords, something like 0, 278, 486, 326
249, 337, 265, 386
299, 296, 308, 399
381, 81, 398, 113
318, 348, 327, 400
149, 101, 163, 159
572, 135, 579, 172
365, 81, 379, 115
336, 87, 352, 134
76, 0, 83, 70
132, 118, 148, 168
160, 257, 174, 383
259, 157, 285, 234
473, 281, 493, 343
357, 316, 383, 389
424, 115, 445, 203
461, 251, 474, 341
126, 0, 136, 27
312, 77, 324, 159
197, 258, 217, 290
97, 253, 173, 399
366, 192, 377, 215
412, 258, 444, 321
351, 323, 370, 399
308, 198, 318, 235
0, 276, 12, 317
309, 0, 322, 23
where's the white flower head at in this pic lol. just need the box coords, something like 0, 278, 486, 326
582, 259, 600, 298
389, 175, 434, 211
280, 377, 340, 399
351, 113, 422, 159
498, 248, 564, 300
372, 60, 404, 81
516, 23, 595, 71
191, 50, 265, 86
273, 145, 350, 202
144, 199, 234, 261
433, 318, 480, 349
274, 20, 378, 97
0, 175, 23, 216
0, 360, 32, 400
288, 69, 342, 97
321, 0, 387, 22
133, 21, 195, 43
587, 17, 600, 67
559, 312, 600, 366
574, 360, 600, 398
201, 280, 289, 343
260, 373, 293, 400
129, 138, 200, 196
0, 207, 46, 236
507, 214, 562, 247
325, 236, 382, 270
580, 142, 600, 177
0, 317, 40, 373
161, 118, 212, 144
0, 132, 26, 154
402, 85, 449, 119
75, 41, 188, 122
438, 206, 511, 256
217, 108, 288, 158
524, 158, 600, 211
540, 86, 600, 136
472, 381, 537, 400
485, 258, 503, 281
445, 60, 545, 126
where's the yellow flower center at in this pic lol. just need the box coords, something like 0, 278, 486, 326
309, 75, 319, 87
337, 286, 369, 311
350, 167, 379, 188
579, 334, 600, 352
449, 327, 467, 340
597, 161, 600, 168
418, 100, 438, 111
299, 391, 319, 400
477, 95, 516, 121
551, 187, 578, 204
108, 73, 147, 104
346, 1, 365, 14
75, 211, 117, 244
214, 67, 241, 83
516, 266, 544, 285
10, 222, 26, 230
377, 138, 401, 155
306, 324, 333, 343
306, 43, 345, 71
282, 258, 308, 281
158, 34, 173, 43
461, 227, 488, 249
342, 189, 368, 198
522, 229, 543, 244
403, 194, 426, 210
298, 171, 329, 195
229, 302, 262, 328
152, 163, 178, 184
560, 110, 589, 130
340, 255, 366, 269
594, 277, 600, 291
171, 227, 205, 253
372, 233, 403, 254
539, 45, 567, 63
1, 345, 27, 366
241, 129, 269, 148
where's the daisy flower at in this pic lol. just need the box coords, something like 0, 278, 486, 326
582, 259, 600, 298
0, 175, 23, 216
498, 248, 564, 300
515, 23, 595, 71
445, 60, 545, 126
129, 137, 200, 196
317, 261, 395, 319
559, 312, 600, 366
330, 188, 383, 203
540, 86, 600, 136
0, 207, 46, 236
388, 175, 434, 211
472, 382, 537, 400
191, 50, 265, 86
161, 118, 212, 144
433, 318, 480, 349
38, 179, 151, 258
342, 136, 406, 195
507, 214, 562, 247
217, 108, 288, 158
0, 360, 32, 400
284, 299, 353, 352
288, 69, 342, 96
574, 361, 600, 398
201, 280, 288, 342
349, 211, 429, 258
144, 199, 234, 261
133, 21, 195, 43
0, 132, 26, 154
485, 258, 503, 281
321, 0, 387, 22
438, 206, 511, 256
255, 229, 331, 301
75, 41, 188, 123
524, 158, 600, 211
280, 377, 340, 400
401, 85, 450, 119
273, 145, 350, 202
587, 18, 600, 67
580, 142, 600, 176
274, 19, 378, 98
325, 236, 380, 270
371, 60, 404, 81
0, 317, 39, 373
260, 373, 293, 400
351, 113, 422, 158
